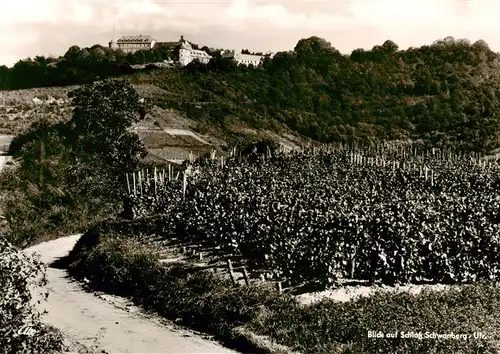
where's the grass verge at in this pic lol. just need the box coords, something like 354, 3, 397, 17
62, 217, 500, 354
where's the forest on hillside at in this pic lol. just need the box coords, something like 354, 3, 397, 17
132, 36, 500, 151
2, 36, 500, 151
0, 43, 178, 89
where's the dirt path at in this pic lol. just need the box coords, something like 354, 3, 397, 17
24, 234, 239, 354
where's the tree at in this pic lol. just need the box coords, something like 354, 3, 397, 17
133, 50, 146, 64
0, 65, 10, 89
144, 50, 157, 63
294, 37, 339, 60
381, 40, 399, 53
63, 45, 81, 61
1, 81, 145, 246
67, 79, 148, 173
350, 48, 367, 62
472, 39, 490, 51
207, 56, 237, 72
10, 59, 45, 89
76, 48, 90, 61
89, 46, 106, 59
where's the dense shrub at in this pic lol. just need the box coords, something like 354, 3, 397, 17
0, 235, 64, 353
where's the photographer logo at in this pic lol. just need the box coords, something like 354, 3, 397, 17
15, 325, 38, 337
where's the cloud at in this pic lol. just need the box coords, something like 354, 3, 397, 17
2, 0, 500, 67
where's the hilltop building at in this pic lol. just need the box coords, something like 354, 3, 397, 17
220, 49, 275, 66
109, 34, 157, 54
108, 38, 117, 50
153, 41, 180, 50
105, 32, 273, 67
178, 36, 212, 66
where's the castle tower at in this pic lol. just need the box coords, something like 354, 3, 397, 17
109, 22, 118, 49
109, 39, 117, 49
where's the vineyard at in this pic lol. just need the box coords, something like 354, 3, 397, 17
124, 144, 500, 289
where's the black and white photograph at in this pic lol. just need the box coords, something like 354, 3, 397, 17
1, 0, 500, 353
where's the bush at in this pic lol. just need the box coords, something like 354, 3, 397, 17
0, 235, 64, 353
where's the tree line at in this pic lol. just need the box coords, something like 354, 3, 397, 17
0, 40, 227, 90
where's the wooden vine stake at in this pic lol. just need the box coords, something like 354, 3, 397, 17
139, 170, 143, 195
242, 267, 250, 286
126, 173, 131, 194
227, 259, 237, 286
133, 172, 137, 196
276, 281, 283, 295
182, 172, 187, 200
154, 167, 157, 194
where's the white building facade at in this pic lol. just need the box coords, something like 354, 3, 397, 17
233, 53, 264, 66
178, 40, 212, 66
220, 50, 275, 67
109, 35, 157, 54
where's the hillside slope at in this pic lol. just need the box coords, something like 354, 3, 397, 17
127, 36, 500, 151
2, 36, 500, 152
0, 84, 304, 162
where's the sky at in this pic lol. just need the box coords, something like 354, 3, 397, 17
1, 0, 500, 67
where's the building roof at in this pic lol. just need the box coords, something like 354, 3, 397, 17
183, 50, 211, 57
220, 50, 268, 61
180, 48, 212, 58
153, 41, 179, 49
220, 49, 236, 58
117, 35, 155, 43
178, 38, 211, 58
234, 53, 264, 61
180, 41, 193, 50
